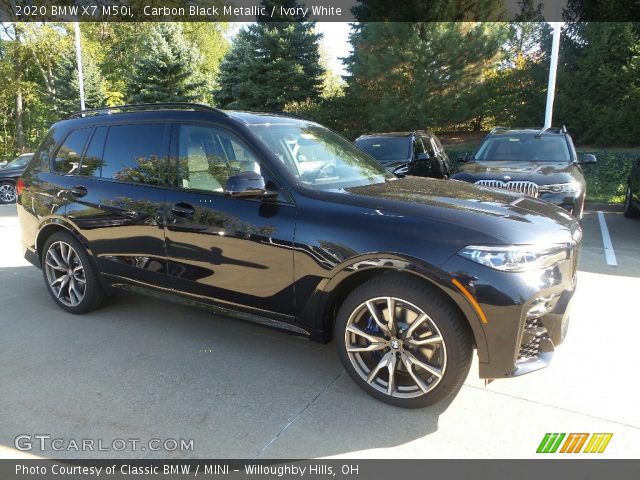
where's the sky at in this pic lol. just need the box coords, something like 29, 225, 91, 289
227, 22, 353, 76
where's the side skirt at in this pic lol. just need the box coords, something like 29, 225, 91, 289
104, 276, 311, 339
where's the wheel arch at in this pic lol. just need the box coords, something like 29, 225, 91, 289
35, 219, 93, 263
302, 255, 489, 364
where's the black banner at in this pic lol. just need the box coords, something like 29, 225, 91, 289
2, 459, 640, 480
0, 0, 639, 23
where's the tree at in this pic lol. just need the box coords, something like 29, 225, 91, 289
482, 22, 552, 127
345, 22, 508, 133
351, 0, 507, 21
53, 44, 106, 116
214, 0, 324, 110
556, 22, 640, 145
127, 23, 206, 103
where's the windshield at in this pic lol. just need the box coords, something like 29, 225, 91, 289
475, 135, 571, 162
355, 137, 411, 163
252, 123, 393, 190
4, 154, 32, 169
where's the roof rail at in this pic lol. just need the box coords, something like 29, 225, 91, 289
66, 102, 226, 119
254, 110, 315, 122
489, 126, 509, 134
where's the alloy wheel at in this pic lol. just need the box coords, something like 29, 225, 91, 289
344, 296, 447, 399
0, 183, 16, 203
44, 241, 87, 307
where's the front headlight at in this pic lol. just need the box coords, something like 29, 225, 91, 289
539, 182, 581, 194
458, 244, 567, 272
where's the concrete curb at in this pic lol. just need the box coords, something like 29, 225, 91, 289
585, 203, 623, 212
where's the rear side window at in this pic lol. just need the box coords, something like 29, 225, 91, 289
29, 127, 65, 173
52, 129, 91, 174
80, 127, 107, 177
98, 124, 169, 185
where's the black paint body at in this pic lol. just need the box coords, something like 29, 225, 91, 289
18, 110, 582, 379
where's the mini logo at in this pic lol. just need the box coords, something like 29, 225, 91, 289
502, 175, 512, 181
536, 433, 612, 454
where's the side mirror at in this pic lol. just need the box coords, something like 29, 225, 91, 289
416, 152, 430, 161
225, 172, 278, 199
457, 153, 472, 163
580, 153, 597, 164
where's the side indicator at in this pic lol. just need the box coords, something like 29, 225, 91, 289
452, 278, 488, 324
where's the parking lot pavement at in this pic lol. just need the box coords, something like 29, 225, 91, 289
1, 204, 639, 459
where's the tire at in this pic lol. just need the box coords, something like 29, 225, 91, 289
623, 185, 640, 218
335, 273, 472, 408
0, 181, 16, 204
41, 231, 108, 314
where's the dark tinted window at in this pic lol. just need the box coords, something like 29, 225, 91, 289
31, 128, 64, 172
101, 124, 168, 184
5, 154, 32, 169
52, 129, 91, 174
475, 134, 571, 162
355, 137, 411, 164
80, 127, 107, 177
413, 137, 426, 158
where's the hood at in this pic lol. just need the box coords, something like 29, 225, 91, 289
453, 160, 584, 185
343, 176, 580, 246
0, 166, 24, 177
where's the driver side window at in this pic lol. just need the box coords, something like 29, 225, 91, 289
177, 124, 261, 193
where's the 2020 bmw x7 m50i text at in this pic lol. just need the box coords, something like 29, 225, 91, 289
17, 103, 582, 408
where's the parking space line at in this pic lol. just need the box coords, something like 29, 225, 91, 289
597, 211, 617, 267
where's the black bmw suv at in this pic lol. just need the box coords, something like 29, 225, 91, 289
452, 127, 596, 219
18, 104, 582, 408
354, 131, 451, 179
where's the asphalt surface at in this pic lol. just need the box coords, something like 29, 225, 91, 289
1, 203, 639, 459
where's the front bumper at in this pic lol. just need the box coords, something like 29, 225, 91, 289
538, 192, 583, 217
443, 242, 580, 379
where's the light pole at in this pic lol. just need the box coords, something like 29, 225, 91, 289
73, 21, 86, 111
544, 22, 562, 128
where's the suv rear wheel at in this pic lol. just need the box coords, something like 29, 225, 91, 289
335, 274, 472, 408
42, 231, 108, 313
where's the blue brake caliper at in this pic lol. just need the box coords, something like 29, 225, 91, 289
365, 315, 384, 360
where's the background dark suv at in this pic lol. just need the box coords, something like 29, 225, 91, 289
18, 104, 582, 408
354, 131, 451, 179
0, 153, 33, 204
624, 157, 640, 218
452, 127, 596, 219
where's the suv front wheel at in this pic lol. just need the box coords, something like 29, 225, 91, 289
42, 231, 109, 313
0, 181, 16, 204
335, 274, 472, 408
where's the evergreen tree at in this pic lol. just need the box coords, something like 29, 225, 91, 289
128, 23, 205, 103
214, 0, 324, 110
53, 43, 106, 116
345, 22, 507, 132
556, 22, 640, 145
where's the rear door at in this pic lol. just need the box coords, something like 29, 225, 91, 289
65, 122, 171, 287
163, 122, 296, 318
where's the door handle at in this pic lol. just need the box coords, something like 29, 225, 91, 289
70, 185, 87, 198
171, 202, 195, 217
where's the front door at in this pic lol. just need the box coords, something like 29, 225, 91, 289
163, 122, 296, 318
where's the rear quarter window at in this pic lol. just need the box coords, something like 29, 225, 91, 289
52, 128, 92, 174
28, 128, 64, 173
